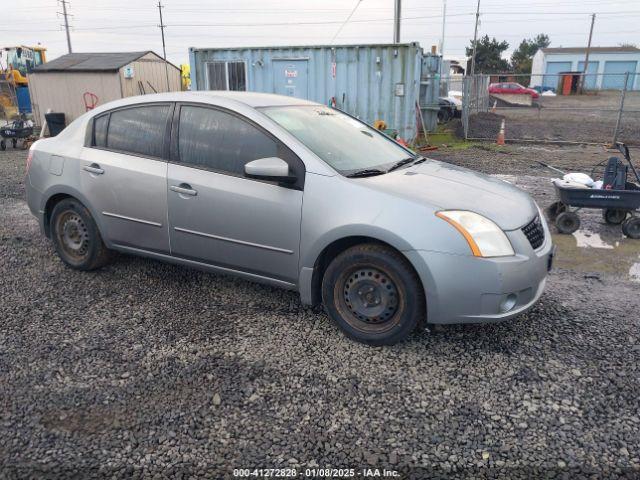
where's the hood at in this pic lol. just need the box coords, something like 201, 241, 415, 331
361, 159, 538, 231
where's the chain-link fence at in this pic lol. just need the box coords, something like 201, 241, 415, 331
458, 72, 640, 145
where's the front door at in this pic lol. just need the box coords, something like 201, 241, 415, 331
80, 103, 172, 253
167, 104, 304, 283
272, 59, 309, 99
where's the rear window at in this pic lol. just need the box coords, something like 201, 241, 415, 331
105, 105, 170, 158
93, 114, 108, 148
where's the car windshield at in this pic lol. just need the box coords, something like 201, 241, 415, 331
260, 105, 415, 175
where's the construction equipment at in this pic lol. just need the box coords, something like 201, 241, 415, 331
0, 46, 47, 116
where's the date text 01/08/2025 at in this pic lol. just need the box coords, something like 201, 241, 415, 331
232, 468, 400, 478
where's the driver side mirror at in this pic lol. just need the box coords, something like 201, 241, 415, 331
244, 157, 296, 184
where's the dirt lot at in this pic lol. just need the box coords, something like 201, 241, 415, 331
466, 91, 640, 145
1, 145, 639, 479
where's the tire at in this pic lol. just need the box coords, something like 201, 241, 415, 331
321, 243, 425, 345
11, 138, 17, 148
437, 108, 451, 124
603, 208, 628, 225
622, 216, 640, 239
555, 211, 580, 234
50, 198, 112, 270
0, 140, 5, 151
545, 201, 566, 222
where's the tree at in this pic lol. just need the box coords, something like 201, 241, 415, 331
466, 35, 510, 74
511, 34, 551, 82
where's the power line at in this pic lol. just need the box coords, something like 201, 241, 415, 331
330, 0, 364, 44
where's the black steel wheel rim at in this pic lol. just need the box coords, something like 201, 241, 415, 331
56, 210, 90, 260
342, 267, 399, 328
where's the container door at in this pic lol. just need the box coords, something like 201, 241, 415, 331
272, 60, 309, 99
602, 61, 637, 90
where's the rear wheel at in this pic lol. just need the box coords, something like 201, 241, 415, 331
0, 140, 5, 150
603, 208, 629, 225
545, 201, 566, 222
622, 217, 640, 239
556, 211, 580, 234
321, 244, 425, 345
50, 198, 112, 270
11, 138, 17, 148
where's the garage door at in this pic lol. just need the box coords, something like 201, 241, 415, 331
577, 61, 599, 90
544, 61, 572, 90
602, 61, 637, 90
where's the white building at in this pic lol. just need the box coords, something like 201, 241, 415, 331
530, 46, 640, 91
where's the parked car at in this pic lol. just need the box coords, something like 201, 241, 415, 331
489, 82, 540, 99
25, 92, 553, 345
437, 98, 458, 124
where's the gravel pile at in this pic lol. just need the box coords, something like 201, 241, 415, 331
1, 148, 639, 479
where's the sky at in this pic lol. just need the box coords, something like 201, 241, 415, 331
2, 0, 640, 66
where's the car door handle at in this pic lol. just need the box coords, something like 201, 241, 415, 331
170, 184, 198, 196
83, 163, 104, 175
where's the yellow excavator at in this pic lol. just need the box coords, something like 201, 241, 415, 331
1, 45, 47, 117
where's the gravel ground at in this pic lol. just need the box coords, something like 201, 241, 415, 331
464, 91, 640, 145
1, 147, 640, 479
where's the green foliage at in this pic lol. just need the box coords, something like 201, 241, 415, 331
510, 34, 551, 85
466, 35, 510, 73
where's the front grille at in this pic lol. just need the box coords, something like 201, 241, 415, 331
522, 215, 545, 250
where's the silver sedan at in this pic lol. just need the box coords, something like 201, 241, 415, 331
25, 92, 553, 345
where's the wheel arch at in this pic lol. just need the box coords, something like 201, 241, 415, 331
41, 186, 106, 242
305, 235, 425, 308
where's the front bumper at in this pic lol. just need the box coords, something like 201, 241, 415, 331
404, 225, 554, 325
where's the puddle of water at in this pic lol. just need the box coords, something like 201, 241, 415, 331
552, 231, 640, 282
572, 230, 614, 249
630, 261, 640, 283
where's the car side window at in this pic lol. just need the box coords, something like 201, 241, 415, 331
177, 105, 279, 175
93, 114, 108, 147
106, 105, 170, 158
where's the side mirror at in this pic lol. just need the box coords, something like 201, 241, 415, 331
244, 157, 296, 184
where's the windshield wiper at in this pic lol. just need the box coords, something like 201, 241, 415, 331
387, 157, 419, 172
345, 168, 387, 178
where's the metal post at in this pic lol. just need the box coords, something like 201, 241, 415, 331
393, 0, 401, 43
60, 0, 72, 54
612, 72, 629, 145
580, 13, 595, 94
470, 0, 481, 77
158, 1, 171, 91
440, 0, 447, 56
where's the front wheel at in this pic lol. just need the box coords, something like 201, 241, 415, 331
50, 198, 113, 270
622, 217, 640, 239
556, 211, 581, 234
321, 244, 425, 345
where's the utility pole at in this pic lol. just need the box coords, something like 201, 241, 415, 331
440, 0, 447, 56
470, 0, 481, 77
157, 1, 170, 91
393, 0, 401, 44
59, 0, 72, 54
580, 13, 596, 93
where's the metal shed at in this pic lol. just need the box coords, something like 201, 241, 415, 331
189, 43, 441, 140
28, 51, 181, 125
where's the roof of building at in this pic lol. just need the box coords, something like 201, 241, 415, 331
541, 46, 640, 54
33, 51, 179, 73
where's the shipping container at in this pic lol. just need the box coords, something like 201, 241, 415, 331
189, 43, 441, 140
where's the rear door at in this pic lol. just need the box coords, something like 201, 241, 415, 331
166, 104, 305, 283
80, 103, 172, 253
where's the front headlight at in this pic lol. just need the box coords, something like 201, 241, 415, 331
436, 210, 515, 257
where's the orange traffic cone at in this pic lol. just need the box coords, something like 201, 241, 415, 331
496, 119, 506, 145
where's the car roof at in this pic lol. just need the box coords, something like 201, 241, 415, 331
101, 91, 321, 109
